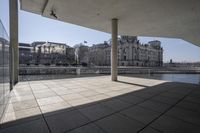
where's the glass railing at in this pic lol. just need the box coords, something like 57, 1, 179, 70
0, 19, 10, 121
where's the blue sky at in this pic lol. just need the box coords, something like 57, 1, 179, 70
1, 0, 200, 62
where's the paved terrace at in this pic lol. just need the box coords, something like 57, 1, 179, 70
0, 76, 200, 133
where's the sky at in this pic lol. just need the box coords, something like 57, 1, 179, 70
1, 0, 200, 63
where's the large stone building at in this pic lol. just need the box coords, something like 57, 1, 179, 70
19, 41, 75, 65
74, 44, 89, 64
19, 43, 34, 65
34, 41, 66, 55
88, 42, 109, 66
89, 36, 163, 66
34, 42, 66, 65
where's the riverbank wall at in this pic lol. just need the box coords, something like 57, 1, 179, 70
19, 66, 200, 75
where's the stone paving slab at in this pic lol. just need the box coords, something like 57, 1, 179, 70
0, 118, 50, 133
95, 113, 144, 133
150, 115, 200, 133
67, 123, 105, 133
120, 105, 160, 124
0, 76, 200, 133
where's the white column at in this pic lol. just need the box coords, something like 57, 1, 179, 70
111, 18, 118, 81
9, 0, 19, 86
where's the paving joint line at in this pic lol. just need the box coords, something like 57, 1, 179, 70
137, 88, 196, 133
63, 84, 171, 132
27, 81, 53, 133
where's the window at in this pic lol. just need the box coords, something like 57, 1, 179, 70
124, 56, 126, 60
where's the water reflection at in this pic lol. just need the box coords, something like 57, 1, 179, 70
124, 74, 200, 84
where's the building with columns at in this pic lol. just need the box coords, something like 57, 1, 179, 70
34, 41, 67, 55
19, 41, 75, 65
89, 36, 163, 66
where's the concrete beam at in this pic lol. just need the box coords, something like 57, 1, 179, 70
9, 0, 19, 86
111, 18, 118, 81
20, 0, 200, 47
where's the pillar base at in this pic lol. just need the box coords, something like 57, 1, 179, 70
111, 77, 118, 81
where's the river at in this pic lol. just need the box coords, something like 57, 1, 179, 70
123, 74, 200, 85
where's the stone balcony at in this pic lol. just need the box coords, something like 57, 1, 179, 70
0, 76, 200, 133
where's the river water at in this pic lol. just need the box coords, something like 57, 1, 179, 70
124, 74, 200, 85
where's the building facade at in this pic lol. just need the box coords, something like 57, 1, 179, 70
89, 36, 163, 66
74, 44, 89, 64
19, 36, 163, 67
34, 41, 67, 55
19, 43, 33, 65
19, 41, 75, 65
88, 42, 109, 66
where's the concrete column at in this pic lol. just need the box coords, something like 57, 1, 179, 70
111, 18, 118, 81
9, 0, 19, 86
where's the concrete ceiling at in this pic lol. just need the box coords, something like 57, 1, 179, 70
20, 0, 200, 46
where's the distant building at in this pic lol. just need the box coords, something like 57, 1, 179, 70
89, 36, 163, 66
31, 41, 46, 47
34, 41, 66, 55
88, 42, 109, 66
19, 43, 33, 65
164, 61, 200, 67
66, 47, 75, 64
19, 41, 75, 65
75, 44, 89, 64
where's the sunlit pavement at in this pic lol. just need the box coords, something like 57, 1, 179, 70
0, 76, 200, 133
